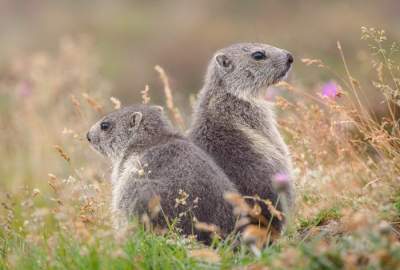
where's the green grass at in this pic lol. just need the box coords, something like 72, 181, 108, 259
1, 229, 196, 270
298, 207, 341, 231
393, 193, 400, 216
1, 218, 400, 269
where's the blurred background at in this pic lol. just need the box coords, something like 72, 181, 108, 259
1, 0, 400, 190
1, 0, 400, 112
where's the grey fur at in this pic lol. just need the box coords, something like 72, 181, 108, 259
188, 43, 294, 232
87, 105, 238, 242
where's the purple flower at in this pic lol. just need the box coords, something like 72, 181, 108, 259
273, 172, 291, 192
18, 81, 32, 98
264, 86, 280, 101
273, 173, 289, 184
321, 81, 338, 99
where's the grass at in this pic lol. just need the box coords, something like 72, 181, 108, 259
394, 194, 400, 216
298, 207, 341, 231
2, 221, 399, 269
2, 228, 197, 269
1, 27, 400, 269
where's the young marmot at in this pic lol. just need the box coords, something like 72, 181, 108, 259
188, 43, 294, 232
87, 105, 238, 242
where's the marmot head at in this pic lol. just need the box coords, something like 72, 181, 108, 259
206, 43, 293, 97
87, 105, 172, 160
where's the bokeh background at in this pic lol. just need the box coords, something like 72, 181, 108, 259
2, 0, 400, 112
1, 0, 400, 190
1, 2, 400, 268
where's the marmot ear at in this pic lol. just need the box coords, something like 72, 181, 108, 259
130, 112, 143, 130
216, 54, 233, 71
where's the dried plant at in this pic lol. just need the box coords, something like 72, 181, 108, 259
154, 65, 185, 129
141, 84, 151, 104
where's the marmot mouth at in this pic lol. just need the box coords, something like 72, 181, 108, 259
273, 66, 291, 84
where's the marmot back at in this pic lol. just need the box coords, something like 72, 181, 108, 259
188, 43, 294, 232
87, 104, 238, 242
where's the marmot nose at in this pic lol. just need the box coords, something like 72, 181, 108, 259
287, 53, 294, 65
86, 132, 91, 142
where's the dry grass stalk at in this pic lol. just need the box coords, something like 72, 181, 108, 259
82, 92, 103, 113
275, 81, 295, 92
110, 96, 121, 109
194, 221, 221, 235
243, 196, 283, 222
53, 145, 71, 163
188, 248, 221, 263
249, 203, 263, 218
235, 217, 251, 230
243, 224, 280, 250
141, 213, 151, 231
47, 173, 57, 181
154, 65, 185, 129
70, 95, 83, 118
47, 176, 58, 193
263, 200, 283, 222
174, 189, 189, 207
337, 41, 371, 122
233, 263, 270, 270
32, 188, 40, 197
148, 195, 161, 218
301, 58, 325, 67
242, 225, 269, 250
224, 192, 276, 228
224, 192, 251, 216
141, 84, 151, 104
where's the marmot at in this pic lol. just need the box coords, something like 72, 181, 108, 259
188, 43, 294, 232
87, 104, 238, 242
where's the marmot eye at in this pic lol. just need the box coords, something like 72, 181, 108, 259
100, 121, 111, 131
251, 51, 267, 61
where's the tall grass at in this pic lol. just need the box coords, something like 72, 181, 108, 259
1, 29, 400, 269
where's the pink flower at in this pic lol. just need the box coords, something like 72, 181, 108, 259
273, 173, 291, 192
18, 81, 32, 98
273, 173, 289, 184
321, 81, 338, 99
264, 86, 280, 101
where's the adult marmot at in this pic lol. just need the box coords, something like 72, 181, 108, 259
188, 43, 294, 232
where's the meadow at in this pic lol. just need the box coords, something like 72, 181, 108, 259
1, 27, 400, 269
